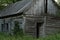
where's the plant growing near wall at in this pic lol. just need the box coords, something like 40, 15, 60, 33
13, 21, 23, 37
56, 10, 60, 17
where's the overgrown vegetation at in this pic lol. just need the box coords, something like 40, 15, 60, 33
0, 0, 22, 10
0, 33, 60, 40
56, 10, 60, 17
13, 21, 23, 37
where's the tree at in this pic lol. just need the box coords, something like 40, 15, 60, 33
0, 0, 22, 10
54, 0, 60, 6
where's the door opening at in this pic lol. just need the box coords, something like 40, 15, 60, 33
36, 22, 43, 38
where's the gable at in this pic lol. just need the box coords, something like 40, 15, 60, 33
25, 0, 60, 17
0, 0, 60, 19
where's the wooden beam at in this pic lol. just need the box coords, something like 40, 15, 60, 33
0, 12, 23, 19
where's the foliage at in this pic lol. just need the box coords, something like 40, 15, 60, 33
56, 10, 60, 17
0, 0, 22, 4
0, 33, 60, 40
13, 21, 23, 37
57, 0, 60, 5
54, 0, 60, 6
0, 0, 22, 10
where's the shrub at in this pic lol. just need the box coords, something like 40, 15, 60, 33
13, 21, 23, 37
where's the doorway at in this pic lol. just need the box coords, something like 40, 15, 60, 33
36, 22, 43, 38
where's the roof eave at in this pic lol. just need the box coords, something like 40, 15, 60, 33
0, 12, 23, 19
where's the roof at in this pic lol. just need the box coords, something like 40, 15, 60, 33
0, 0, 60, 19
0, 0, 32, 19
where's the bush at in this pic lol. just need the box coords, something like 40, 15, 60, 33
13, 21, 23, 37
56, 10, 60, 17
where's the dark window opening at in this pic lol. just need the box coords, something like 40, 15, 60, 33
6, 23, 8, 31
1, 24, 4, 32
1, 23, 9, 32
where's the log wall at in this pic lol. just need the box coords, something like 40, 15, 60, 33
46, 16, 60, 35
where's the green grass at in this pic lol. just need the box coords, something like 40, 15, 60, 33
0, 33, 60, 40
39, 34, 60, 40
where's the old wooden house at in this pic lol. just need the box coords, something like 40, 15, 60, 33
0, 0, 60, 37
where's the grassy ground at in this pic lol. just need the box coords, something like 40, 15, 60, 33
0, 33, 60, 40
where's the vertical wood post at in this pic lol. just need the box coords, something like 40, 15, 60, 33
9, 18, 12, 33
42, 0, 48, 37
3, 19, 5, 32
23, 17, 26, 34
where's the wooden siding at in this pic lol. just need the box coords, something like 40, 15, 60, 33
46, 16, 60, 35
0, 16, 24, 33
24, 16, 44, 37
24, 16, 60, 37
